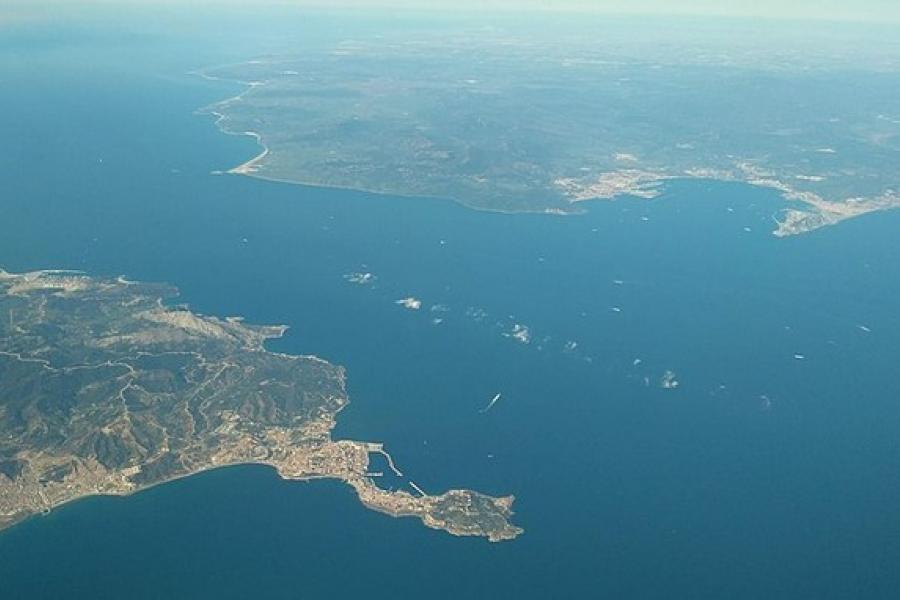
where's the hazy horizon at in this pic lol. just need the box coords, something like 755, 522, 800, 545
4, 0, 900, 26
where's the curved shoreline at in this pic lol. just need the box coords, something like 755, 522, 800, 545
193, 63, 900, 236
0, 269, 523, 542
11, 455, 522, 543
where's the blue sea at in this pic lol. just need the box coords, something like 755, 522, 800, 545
1, 11, 900, 599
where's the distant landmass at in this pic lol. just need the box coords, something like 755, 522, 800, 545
198, 33, 900, 236
0, 270, 521, 542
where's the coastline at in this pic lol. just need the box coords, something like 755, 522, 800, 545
193, 64, 900, 237
193, 67, 580, 216
194, 67, 272, 178
225, 168, 580, 217
0, 269, 522, 543
2, 454, 523, 543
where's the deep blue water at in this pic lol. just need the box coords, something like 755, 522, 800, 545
1, 17, 900, 600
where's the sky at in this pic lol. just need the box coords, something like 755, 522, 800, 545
5, 0, 900, 24
294, 0, 900, 23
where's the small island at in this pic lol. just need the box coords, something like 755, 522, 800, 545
0, 269, 522, 542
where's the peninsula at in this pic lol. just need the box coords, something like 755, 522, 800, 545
0, 269, 522, 542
